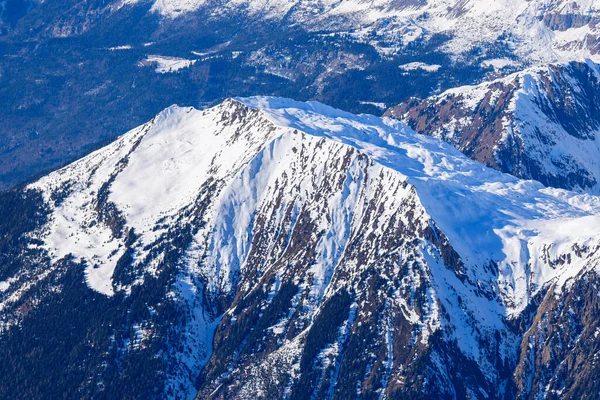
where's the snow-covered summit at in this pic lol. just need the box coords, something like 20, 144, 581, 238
29, 95, 600, 313
4, 96, 600, 398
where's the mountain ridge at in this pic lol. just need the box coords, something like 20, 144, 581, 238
386, 59, 600, 193
2, 97, 600, 398
4, 0, 600, 192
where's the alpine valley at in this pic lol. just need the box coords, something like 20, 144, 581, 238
3, 97, 600, 399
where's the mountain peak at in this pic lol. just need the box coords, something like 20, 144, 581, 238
4, 96, 600, 398
27, 96, 600, 311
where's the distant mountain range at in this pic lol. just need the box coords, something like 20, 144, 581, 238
6, 0, 600, 64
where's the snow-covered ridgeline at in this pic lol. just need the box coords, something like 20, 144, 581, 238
241, 97, 600, 311
134, 0, 600, 63
25, 95, 600, 316
11, 95, 600, 397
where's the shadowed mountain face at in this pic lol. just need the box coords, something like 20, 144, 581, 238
387, 60, 600, 193
2, 97, 600, 399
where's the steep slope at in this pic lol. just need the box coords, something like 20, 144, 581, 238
2, 97, 600, 398
387, 60, 600, 193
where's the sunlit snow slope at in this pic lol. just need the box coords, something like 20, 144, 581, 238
3, 97, 600, 398
29, 96, 600, 311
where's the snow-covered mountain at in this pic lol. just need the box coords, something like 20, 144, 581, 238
3, 97, 600, 398
387, 60, 600, 193
8, 0, 600, 64
117, 0, 600, 64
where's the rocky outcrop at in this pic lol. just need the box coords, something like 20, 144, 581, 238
386, 61, 600, 193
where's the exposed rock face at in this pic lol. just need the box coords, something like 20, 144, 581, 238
541, 12, 597, 31
2, 97, 600, 399
514, 272, 600, 399
386, 61, 600, 193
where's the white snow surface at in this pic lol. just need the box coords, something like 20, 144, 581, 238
22, 95, 600, 395
399, 62, 442, 72
28, 95, 600, 318
143, 55, 197, 73
481, 58, 517, 70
